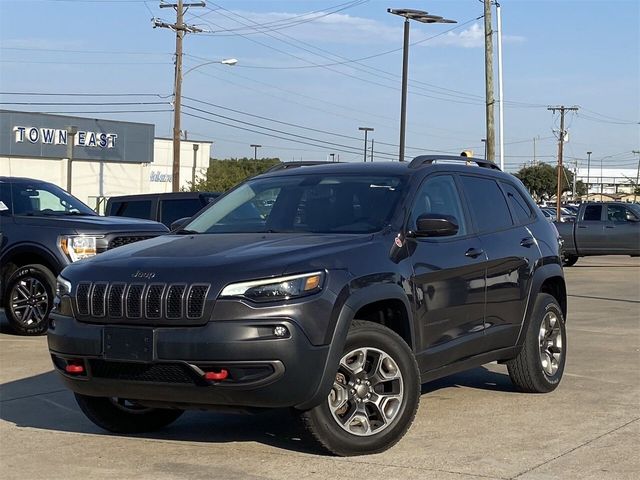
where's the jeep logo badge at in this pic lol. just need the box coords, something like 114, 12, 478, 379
132, 271, 156, 280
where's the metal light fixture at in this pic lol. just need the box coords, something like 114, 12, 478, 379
387, 9, 456, 162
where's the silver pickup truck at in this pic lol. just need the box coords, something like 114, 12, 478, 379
555, 202, 640, 266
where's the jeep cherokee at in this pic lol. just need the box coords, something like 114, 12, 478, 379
48, 157, 567, 456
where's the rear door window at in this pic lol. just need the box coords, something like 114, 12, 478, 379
110, 200, 152, 220
460, 175, 514, 233
159, 198, 205, 226
583, 205, 602, 221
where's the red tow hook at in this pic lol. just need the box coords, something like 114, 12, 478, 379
65, 362, 85, 374
204, 369, 228, 381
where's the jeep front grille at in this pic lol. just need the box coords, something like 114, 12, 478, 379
75, 282, 210, 321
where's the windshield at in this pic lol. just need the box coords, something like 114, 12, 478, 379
184, 174, 405, 234
10, 182, 96, 216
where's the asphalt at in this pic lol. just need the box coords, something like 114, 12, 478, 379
0, 256, 638, 480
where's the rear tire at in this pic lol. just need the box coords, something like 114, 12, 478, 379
75, 394, 184, 434
507, 293, 566, 393
300, 320, 420, 456
562, 254, 578, 267
3, 264, 55, 335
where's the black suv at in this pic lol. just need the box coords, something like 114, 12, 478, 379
48, 157, 567, 456
105, 192, 220, 228
0, 177, 168, 335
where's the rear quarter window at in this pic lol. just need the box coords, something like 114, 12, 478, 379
109, 200, 153, 220
501, 182, 534, 224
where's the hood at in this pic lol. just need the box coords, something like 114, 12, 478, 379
62, 232, 373, 291
14, 214, 168, 233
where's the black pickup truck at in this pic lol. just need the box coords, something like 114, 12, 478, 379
555, 202, 640, 266
0, 177, 168, 335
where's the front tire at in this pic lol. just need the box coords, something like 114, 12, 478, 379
75, 394, 184, 434
3, 264, 56, 335
507, 293, 566, 393
300, 321, 420, 456
562, 254, 578, 267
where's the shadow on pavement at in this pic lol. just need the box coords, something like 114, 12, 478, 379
1, 366, 516, 454
0, 369, 325, 454
422, 366, 516, 394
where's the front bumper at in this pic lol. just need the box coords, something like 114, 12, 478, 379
48, 313, 330, 409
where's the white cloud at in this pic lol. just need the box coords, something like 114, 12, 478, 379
214, 12, 524, 49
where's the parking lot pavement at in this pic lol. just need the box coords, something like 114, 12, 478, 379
1, 256, 638, 480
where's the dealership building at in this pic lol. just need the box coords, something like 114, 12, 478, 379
0, 110, 212, 212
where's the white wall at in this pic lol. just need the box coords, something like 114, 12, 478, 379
0, 138, 212, 210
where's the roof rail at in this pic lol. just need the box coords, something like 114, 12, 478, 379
264, 161, 340, 173
408, 155, 501, 171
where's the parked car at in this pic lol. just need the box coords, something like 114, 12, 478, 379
555, 202, 640, 266
541, 207, 574, 223
49, 157, 567, 456
105, 192, 220, 228
0, 177, 168, 335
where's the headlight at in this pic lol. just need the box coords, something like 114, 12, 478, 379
219, 271, 325, 303
56, 276, 72, 297
59, 235, 100, 262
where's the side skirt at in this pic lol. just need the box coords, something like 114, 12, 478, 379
418, 346, 520, 384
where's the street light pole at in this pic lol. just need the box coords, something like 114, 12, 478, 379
496, 1, 505, 170
586, 151, 592, 200
65, 125, 78, 194
387, 9, 456, 162
358, 127, 374, 162
191, 143, 199, 187
250, 144, 262, 160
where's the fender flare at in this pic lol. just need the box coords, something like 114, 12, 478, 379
295, 283, 414, 410
0, 243, 63, 298
515, 262, 566, 346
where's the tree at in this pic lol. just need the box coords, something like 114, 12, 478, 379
515, 163, 575, 201
188, 157, 281, 192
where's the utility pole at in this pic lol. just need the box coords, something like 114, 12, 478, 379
329, 153, 336, 162
155, 1, 205, 192
370, 138, 374, 162
586, 151, 592, 200
250, 144, 262, 160
358, 127, 374, 163
483, 0, 495, 163
533, 136, 537, 165
633, 150, 640, 203
548, 105, 579, 221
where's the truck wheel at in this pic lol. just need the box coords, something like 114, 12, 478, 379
75, 394, 184, 434
3, 264, 56, 335
507, 293, 566, 393
562, 254, 578, 267
300, 320, 420, 456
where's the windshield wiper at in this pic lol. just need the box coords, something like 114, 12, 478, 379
175, 229, 199, 235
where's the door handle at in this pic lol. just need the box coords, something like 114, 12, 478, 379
520, 237, 535, 247
605, 225, 614, 229
578, 226, 587, 229
465, 248, 484, 258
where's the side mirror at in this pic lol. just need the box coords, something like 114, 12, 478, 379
414, 214, 459, 237
170, 217, 190, 231
626, 214, 640, 222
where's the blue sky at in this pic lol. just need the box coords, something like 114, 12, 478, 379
0, 0, 638, 171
